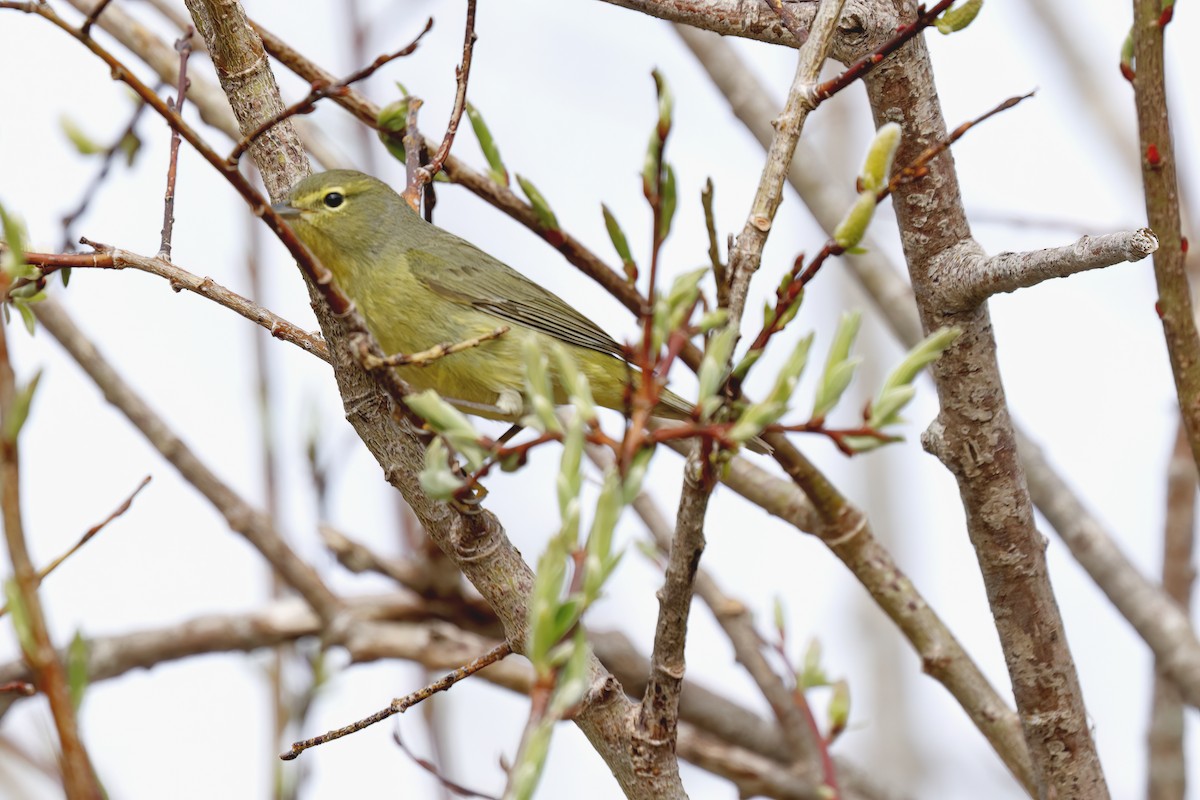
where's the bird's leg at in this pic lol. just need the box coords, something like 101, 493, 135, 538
496, 423, 523, 445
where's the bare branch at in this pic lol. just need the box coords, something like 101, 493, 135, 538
24, 245, 329, 362
941, 228, 1159, 310
158, 28, 193, 260
282, 643, 512, 760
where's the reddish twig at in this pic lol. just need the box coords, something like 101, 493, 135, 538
812, 0, 957, 102
158, 27, 193, 260
393, 728, 500, 800
0, 681, 36, 696
281, 643, 511, 760
226, 17, 433, 166
417, 0, 478, 184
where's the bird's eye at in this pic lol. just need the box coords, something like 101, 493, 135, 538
323, 191, 345, 209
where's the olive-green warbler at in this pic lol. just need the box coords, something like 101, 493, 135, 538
274, 169, 699, 427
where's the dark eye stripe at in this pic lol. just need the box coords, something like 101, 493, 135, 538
323, 191, 345, 209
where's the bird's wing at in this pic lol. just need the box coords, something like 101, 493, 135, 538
405, 243, 625, 358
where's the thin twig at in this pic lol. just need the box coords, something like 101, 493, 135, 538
24, 245, 329, 362
362, 326, 508, 369
225, 17, 432, 165
158, 27, 193, 260
812, 0, 956, 101
393, 728, 500, 800
281, 643, 511, 759
0, 476, 151, 618
417, 0, 477, 184
79, 0, 111, 37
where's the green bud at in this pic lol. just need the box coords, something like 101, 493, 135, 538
833, 191, 877, 250
516, 175, 560, 232
67, 631, 90, 712
651, 68, 673, 140
859, 122, 902, 193
60, 115, 104, 155
403, 390, 488, 469
522, 339, 563, 434
935, 0, 984, 34
696, 308, 728, 333
799, 638, 828, 689
812, 311, 863, 418
552, 345, 597, 424
465, 101, 509, 186
3, 369, 41, 443
827, 679, 851, 739
658, 162, 677, 241
417, 438, 465, 499
601, 203, 636, 281
697, 325, 737, 419
0, 202, 33, 279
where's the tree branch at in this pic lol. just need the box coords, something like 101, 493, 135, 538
855, 5, 1107, 795
941, 228, 1158, 310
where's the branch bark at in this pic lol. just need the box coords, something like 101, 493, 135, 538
855, 6, 1108, 795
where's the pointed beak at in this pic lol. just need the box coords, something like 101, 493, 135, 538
271, 201, 302, 219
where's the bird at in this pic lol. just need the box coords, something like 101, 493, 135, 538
273, 169, 747, 448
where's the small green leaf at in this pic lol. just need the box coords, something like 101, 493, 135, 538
516, 175, 560, 232
465, 102, 509, 186
67, 631, 90, 712
60, 115, 104, 155
118, 130, 143, 167
799, 638, 829, 689
935, 0, 984, 34
0, 201, 33, 279
827, 678, 851, 739
651, 68, 673, 140
552, 344, 597, 424
697, 325, 737, 419
601, 204, 637, 282
833, 192, 877, 251
522, 339, 562, 434
417, 438, 465, 500
658, 163, 678, 242
859, 123, 902, 193
812, 311, 863, 419
3, 368, 42, 442
403, 390, 489, 469
4, 580, 35, 659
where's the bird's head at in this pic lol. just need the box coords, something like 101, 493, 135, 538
273, 169, 411, 270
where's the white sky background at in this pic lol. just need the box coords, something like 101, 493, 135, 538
0, 1, 1197, 798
